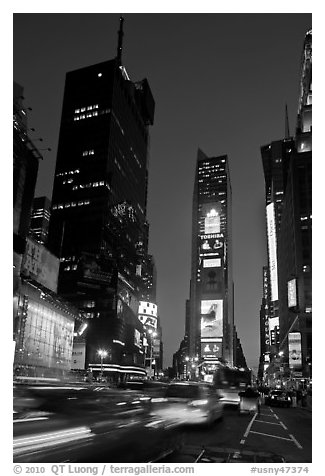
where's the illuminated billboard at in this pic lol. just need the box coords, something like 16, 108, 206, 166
134, 329, 142, 348
288, 279, 297, 308
203, 258, 221, 268
71, 342, 86, 370
266, 203, 278, 301
201, 203, 222, 234
201, 341, 222, 358
201, 300, 223, 338
200, 235, 224, 256
21, 237, 60, 293
288, 332, 302, 369
138, 301, 158, 317
138, 301, 158, 329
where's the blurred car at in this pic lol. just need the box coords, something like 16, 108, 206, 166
238, 387, 261, 414
265, 390, 292, 408
150, 382, 224, 427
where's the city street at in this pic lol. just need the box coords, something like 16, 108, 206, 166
160, 405, 312, 463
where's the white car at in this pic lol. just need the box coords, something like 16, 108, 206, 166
150, 382, 224, 427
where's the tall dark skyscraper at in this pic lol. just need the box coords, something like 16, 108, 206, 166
188, 149, 234, 368
48, 19, 156, 372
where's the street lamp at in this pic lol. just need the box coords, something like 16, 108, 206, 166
98, 349, 108, 381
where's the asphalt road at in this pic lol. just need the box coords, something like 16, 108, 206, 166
162, 404, 312, 463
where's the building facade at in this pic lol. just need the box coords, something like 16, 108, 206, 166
188, 149, 234, 369
260, 29, 312, 387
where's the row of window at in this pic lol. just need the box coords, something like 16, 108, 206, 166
82, 150, 95, 156
72, 181, 108, 190
75, 104, 99, 113
52, 200, 90, 210
56, 170, 80, 177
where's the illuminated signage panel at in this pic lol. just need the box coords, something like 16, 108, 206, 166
201, 300, 223, 338
21, 237, 60, 293
201, 203, 222, 234
288, 279, 297, 308
138, 314, 158, 329
288, 332, 302, 369
266, 203, 278, 301
134, 329, 142, 348
138, 301, 158, 318
71, 342, 86, 370
201, 341, 222, 358
203, 258, 221, 268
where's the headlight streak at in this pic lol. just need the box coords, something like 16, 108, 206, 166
13, 426, 93, 455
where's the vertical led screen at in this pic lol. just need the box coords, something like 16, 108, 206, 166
266, 203, 278, 301
200, 300, 223, 338
288, 278, 297, 308
288, 332, 302, 369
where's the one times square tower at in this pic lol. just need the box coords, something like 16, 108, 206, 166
48, 18, 155, 369
189, 149, 234, 367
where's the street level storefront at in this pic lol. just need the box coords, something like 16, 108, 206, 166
14, 280, 78, 379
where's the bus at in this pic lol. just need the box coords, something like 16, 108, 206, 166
212, 366, 251, 406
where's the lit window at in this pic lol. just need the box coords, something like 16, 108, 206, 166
81, 108, 86, 112
98, 73, 102, 77
83, 151, 88, 156
87, 106, 93, 111
75, 109, 80, 113
58, 204, 64, 209
71, 202, 76, 207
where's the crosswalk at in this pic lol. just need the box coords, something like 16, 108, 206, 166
240, 407, 303, 450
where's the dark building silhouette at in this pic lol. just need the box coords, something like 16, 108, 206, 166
233, 326, 248, 370
188, 149, 234, 368
48, 19, 156, 376
29, 196, 51, 245
13, 82, 40, 257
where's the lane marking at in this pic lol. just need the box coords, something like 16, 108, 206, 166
243, 412, 257, 438
289, 434, 303, 449
255, 420, 281, 426
249, 430, 293, 442
279, 420, 288, 430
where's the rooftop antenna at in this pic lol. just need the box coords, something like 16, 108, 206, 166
116, 16, 124, 65
285, 103, 290, 139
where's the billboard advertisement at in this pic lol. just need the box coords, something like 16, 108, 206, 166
288, 332, 302, 369
138, 314, 158, 329
138, 301, 158, 329
201, 203, 222, 234
266, 203, 278, 301
200, 234, 224, 256
71, 341, 86, 370
203, 258, 221, 268
288, 278, 297, 308
201, 341, 222, 359
21, 237, 60, 293
201, 300, 223, 338
138, 301, 158, 318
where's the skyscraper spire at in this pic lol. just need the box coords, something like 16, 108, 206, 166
285, 103, 290, 139
116, 16, 124, 65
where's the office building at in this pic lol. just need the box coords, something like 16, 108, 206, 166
188, 149, 234, 368
48, 19, 156, 377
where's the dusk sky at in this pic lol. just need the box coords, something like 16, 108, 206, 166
13, 12, 312, 371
